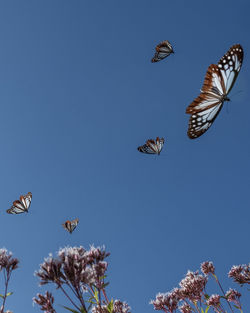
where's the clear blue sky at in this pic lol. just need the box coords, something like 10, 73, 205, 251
0, 0, 249, 312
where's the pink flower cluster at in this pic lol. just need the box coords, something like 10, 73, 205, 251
36, 245, 109, 289
33, 291, 55, 313
228, 264, 250, 285
151, 261, 247, 313
151, 270, 207, 313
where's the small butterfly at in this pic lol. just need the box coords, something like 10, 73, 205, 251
62, 218, 79, 234
151, 40, 174, 63
6, 192, 32, 214
138, 137, 164, 155
186, 44, 243, 139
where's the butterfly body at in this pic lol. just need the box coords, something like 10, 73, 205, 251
62, 218, 79, 234
186, 44, 243, 139
138, 137, 164, 155
6, 192, 32, 214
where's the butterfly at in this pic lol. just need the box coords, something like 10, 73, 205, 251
6, 192, 32, 214
62, 218, 79, 234
151, 40, 174, 63
137, 137, 164, 155
186, 44, 244, 139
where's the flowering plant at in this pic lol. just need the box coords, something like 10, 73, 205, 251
0, 249, 19, 313
33, 245, 131, 313
151, 261, 249, 313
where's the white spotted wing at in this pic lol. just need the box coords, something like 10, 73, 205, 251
186, 44, 243, 139
138, 137, 165, 155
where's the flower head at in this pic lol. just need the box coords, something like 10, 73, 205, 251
225, 288, 241, 308
33, 291, 56, 312
35, 254, 64, 286
179, 271, 207, 302
0, 248, 19, 273
228, 264, 250, 285
91, 300, 131, 313
150, 289, 181, 313
36, 245, 110, 292
201, 261, 215, 276
178, 303, 192, 313
206, 294, 222, 313
113, 300, 131, 313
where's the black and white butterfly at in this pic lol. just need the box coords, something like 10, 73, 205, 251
186, 44, 243, 139
151, 40, 174, 63
62, 218, 79, 234
6, 192, 32, 214
137, 137, 165, 155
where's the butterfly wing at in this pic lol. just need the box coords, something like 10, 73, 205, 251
186, 64, 224, 139
62, 218, 79, 234
21, 192, 32, 210
138, 138, 164, 154
70, 218, 79, 233
138, 140, 156, 154
151, 40, 174, 63
186, 45, 243, 139
155, 137, 165, 154
217, 44, 243, 94
6, 192, 32, 214
6, 200, 26, 214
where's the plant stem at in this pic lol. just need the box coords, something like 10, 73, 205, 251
75, 286, 87, 313
59, 284, 81, 312
213, 275, 234, 313
102, 288, 109, 304
1, 270, 11, 313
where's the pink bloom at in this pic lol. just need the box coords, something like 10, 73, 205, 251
228, 264, 250, 285
201, 261, 215, 276
179, 271, 207, 302
33, 291, 56, 313
225, 288, 241, 308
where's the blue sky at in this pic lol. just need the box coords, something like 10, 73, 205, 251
0, 0, 249, 312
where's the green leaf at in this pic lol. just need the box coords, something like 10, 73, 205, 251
94, 288, 99, 303
107, 299, 114, 313
233, 304, 240, 309
201, 308, 204, 313
86, 300, 95, 304
205, 306, 210, 313
204, 294, 210, 300
103, 282, 110, 288
0, 292, 13, 299
60, 304, 80, 313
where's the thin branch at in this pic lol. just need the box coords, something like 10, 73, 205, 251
213, 275, 234, 313
59, 284, 81, 312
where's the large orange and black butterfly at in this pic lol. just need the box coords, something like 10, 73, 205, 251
151, 40, 174, 63
138, 137, 164, 155
6, 192, 32, 214
186, 44, 243, 139
62, 218, 79, 234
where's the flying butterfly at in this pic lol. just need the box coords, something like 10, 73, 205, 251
151, 40, 174, 63
137, 137, 164, 155
186, 44, 243, 139
6, 192, 32, 214
62, 218, 79, 234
